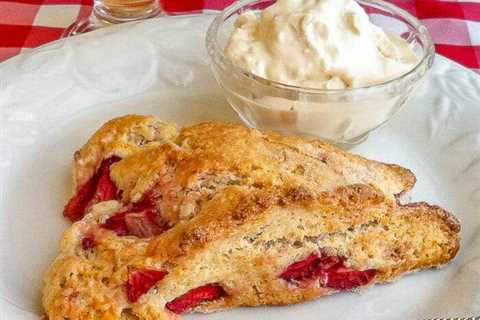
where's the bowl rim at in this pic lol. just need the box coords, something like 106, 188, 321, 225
206, 0, 435, 94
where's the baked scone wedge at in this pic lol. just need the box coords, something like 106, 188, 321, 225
45, 115, 459, 320
63, 115, 415, 225
43, 184, 459, 320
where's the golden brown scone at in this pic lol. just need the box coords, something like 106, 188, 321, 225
43, 185, 459, 320
45, 115, 459, 320
63, 115, 415, 224
108, 121, 415, 226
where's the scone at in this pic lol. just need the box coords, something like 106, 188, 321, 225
44, 115, 460, 320
63, 115, 414, 223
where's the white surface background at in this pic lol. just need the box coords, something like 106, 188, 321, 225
0, 15, 479, 319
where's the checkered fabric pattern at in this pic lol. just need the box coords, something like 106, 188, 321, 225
1, 0, 479, 73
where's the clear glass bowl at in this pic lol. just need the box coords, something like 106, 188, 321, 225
206, 0, 434, 145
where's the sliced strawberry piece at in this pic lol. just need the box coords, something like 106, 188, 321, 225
94, 156, 121, 202
102, 210, 168, 238
102, 212, 129, 236
325, 268, 376, 290
127, 269, 168, 303
124, 210, 169, 238
279, 253, 321, 281
280, 252, 376, 290
63, 156, 121, 222
166, 283, 226, 314
100, 180, 168, 237
63, 177, 97, 222
81, 234, 96, 250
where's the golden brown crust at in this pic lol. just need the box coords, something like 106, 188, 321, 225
263, 130, 416, 197
179, 122, 416, 196
43, 115, 460, 320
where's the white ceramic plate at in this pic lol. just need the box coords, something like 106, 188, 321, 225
0, 15, 479, 320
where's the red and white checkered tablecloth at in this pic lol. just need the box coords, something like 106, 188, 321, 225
1, 0, 479, 73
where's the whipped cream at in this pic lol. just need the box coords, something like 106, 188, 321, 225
225, 0, 418, 89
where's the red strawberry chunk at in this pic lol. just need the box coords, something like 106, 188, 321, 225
325, 268, 376, 290
94, 156, 121, 202
279, 253, 322, 281
102, 212, 129, 236
124, 210, 168, 238
81, 234, 96, 250
166, 283, 226, 314
63, 156, 121, 222
101, 185, 168, 237
63, 177, 97, 222
280, 252, 376, 290
102, 210, 168, 238
127, 269, 168, 303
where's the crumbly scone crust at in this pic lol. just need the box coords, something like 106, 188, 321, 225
43, 115, 460, 320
